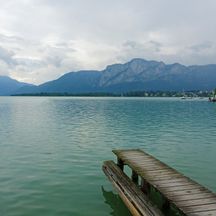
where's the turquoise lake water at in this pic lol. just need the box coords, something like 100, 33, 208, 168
0, 97, 216, 216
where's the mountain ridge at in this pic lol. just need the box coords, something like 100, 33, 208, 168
1, 58, 216, 95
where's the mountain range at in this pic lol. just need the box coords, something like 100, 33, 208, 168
0, 76, 33, 96
1, 58, 216, 95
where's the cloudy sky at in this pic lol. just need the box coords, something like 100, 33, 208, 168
0, 0, 216, 84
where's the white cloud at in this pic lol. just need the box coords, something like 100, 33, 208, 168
0, 0, 216, 84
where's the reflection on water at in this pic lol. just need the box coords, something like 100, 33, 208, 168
101, 186, 131, 216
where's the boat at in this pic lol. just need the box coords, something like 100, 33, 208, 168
209, 97, 216, 102
181, 96, 194, 100
209, 88, 216, 102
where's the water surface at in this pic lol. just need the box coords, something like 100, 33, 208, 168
0, 97, 216, 216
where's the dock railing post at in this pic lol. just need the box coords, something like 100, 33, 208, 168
131, 170, 138, 184
117, 158, 124, 171
141, 178, 151, 196
162, 199, 170, 212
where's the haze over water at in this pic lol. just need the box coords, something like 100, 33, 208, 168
0, 97, 216, 216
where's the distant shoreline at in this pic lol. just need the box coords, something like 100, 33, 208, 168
10, 90, 212, 97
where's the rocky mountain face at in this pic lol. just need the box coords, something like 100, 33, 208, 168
99, 59, 167, 87
2, 58, 216, 95
98, 58, 216, 91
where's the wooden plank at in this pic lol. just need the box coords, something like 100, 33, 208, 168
176, 197, 216, 207
103, 163, 150, 216
135, 163, 173, 170
131, 161, 166, 167
158, 181, 195, 188
128, 166, 175, 176
103, 160, 163, 216
184, 203, 216, 213
188, 209, 216, 216
141, 171, 181, 180
148, 173, 183, 181
161, 184, 203, 192
141, 169, 175, 174
125, 164, 164, 170
135, 165, 166, 170
136, 172, 180, 182
152, 176, 189, 183
113, 150, 159, 164
138, 167, 169, 172
134, 169, 185, 183
169, 192, 215, 201
164, 188, 209, 198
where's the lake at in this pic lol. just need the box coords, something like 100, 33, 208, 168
0, 97, 216, 216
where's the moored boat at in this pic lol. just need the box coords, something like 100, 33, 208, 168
209, 88, 216, 102
209, 97, 216, 102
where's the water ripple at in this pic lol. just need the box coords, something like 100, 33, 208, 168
0, 97, 216, 216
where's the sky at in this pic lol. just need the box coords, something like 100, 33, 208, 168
0, 0, 216, 84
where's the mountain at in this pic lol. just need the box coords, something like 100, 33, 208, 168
12, 58, 216, 94
98, 59, 216, 91
0, 76, 33, 96
15, 71, 101, 94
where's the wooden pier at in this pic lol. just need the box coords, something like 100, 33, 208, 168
102, 149, 216, 216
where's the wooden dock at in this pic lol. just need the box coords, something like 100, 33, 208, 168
102, 149, 216, 216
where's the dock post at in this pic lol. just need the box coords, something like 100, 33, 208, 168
131, 170, 138, 184
117, 158, 124, 171
141, 178, 151, 196
162, 199, 170, 212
